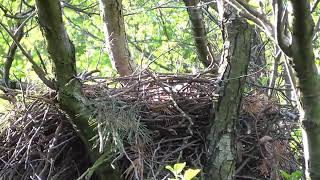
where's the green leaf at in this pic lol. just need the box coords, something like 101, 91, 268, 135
183, 169, 200, 180
246, 19, 256, 26
280, 170, 302, 180
280, 170, 290, 180
165, 165, 175, 174
291, 170, 302, 180
173, 162, 186, 174
248, 0, 260, 8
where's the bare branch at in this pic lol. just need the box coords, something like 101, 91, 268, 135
128, 39, 171, 71
225, 0, 293, 56
238, 9, 273, 37
34, 47, 48, 73
63, 13, 104, 42
312, 16, 320, 41
268, 48, 281, 97
225, 0, 274, 39
0, 18, 55, 89
61, 1, 99, 16
311, 0, 320, 13
3, 10, 37, 86
234, 0, 274, 33
0, 4, 34, 19
3, 20, 24, 86
21, 0, 35, 9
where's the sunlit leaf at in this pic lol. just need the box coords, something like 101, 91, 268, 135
165, 165, 175, 174
183, 169, 200, 180
173, 162, 186, 174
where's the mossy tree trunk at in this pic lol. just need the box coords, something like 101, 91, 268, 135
289, 1, 320, 179
35, 0, 120, 179
218, 0, 320, 178
205, 3, 252, 180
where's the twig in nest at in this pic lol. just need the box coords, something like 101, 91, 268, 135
25, 107, 49, 168
145, 70, 194, 135
235, 157, 251, 175
39, 120, 63, 178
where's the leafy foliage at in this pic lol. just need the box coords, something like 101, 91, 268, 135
280, 170, 303, 180
165, 162, 201, 180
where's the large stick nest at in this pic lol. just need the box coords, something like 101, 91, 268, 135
0, 73, 302, 180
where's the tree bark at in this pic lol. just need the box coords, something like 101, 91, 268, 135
205, 2, 252, 179
183, 0, 215, 68
289, 0, 320, 179
3, 20, 24, 87
99, 0, 135, 76
35, 0, 120, 179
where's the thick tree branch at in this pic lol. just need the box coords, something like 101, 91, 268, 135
2, 10, 37, 86
274, 0, 292, 57
184, 0, 216, 69
3, 20, 24, 86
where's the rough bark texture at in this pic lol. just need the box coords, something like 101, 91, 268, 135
205, 4, 252, 179
35, 0, 119, 179
35, 0, 76, 89
290, 0, 320, 179
183, 0, 215, 68
99, 0, 134, 76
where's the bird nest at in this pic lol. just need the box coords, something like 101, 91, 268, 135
0, 72, 302, 180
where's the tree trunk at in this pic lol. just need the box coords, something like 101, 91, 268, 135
290, 0, 320, 178
99, 0, 135, 76
183, 0, 215, 68
205, 3, 252, 179
35, 0, 120, 179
